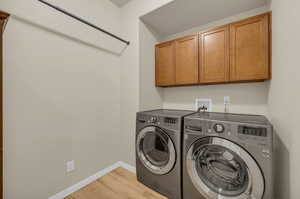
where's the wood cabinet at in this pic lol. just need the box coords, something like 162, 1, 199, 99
155, 35, 198, 86
175, 35, 199, 85
0, 10, 9, 199
155, 12, 271, 87
230, 13, 270, 81
155, 41, 176, 86
200, 25, 229, 83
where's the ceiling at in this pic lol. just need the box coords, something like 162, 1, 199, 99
110, 0, 131, 7
141, 0, 268, 37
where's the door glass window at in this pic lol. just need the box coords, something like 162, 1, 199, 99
195, 145, 249, 196
141, 131, 170, 167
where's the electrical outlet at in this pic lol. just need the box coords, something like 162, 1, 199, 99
224, 96, 230, 105
66, 160, 75, 173
224, 96, 230, 113
195, 99, 212, 112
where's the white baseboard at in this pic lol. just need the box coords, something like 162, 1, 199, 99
48, 161, 136, 199
119, 161, 136, 173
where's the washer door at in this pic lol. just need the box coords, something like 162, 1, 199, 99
137, 126, 176, 175
186, 137, 264, 199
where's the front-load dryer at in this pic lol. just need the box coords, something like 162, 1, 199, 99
183, 112, 273, 199
136, 109, 194, 199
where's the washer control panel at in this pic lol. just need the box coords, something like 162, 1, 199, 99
238, 126, 267, 137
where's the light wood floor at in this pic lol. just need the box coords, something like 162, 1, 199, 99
65, 168, 167, 199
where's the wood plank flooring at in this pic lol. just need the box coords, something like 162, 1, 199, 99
65, 168, 167, 199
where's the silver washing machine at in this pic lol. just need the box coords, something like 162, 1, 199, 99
183, 112, 273, 199
136, 109, 194, 199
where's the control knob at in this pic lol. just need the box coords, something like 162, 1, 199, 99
149, 117, 158, 124
214, 123, 225, 133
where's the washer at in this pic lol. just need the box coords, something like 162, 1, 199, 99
183, 112, 273, 199
136, 109, 194, 199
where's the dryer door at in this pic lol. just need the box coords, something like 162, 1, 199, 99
186, 137, 264, 199
137, 126, 176, 175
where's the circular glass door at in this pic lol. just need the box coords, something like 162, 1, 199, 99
186, 137, 264, 199
137, 126, 176, 175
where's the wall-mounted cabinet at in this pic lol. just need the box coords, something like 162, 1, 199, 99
155, 35, 198, 86
155, 41, 176, 86
200, 25, 230, 83
230, 13, 270, 81
155, 12, 271, 87
175, 35, 199, 85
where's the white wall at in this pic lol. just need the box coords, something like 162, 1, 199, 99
161, 6, 269, 41
139, 21, 164, 111
119, 0, 173, 165
2, 0, 123, 198
161, 6, 270, 116
163, 83, 269, 115
268, 0, 300, 198
1, 0, 125, 54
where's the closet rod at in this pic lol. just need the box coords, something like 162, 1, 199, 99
38, 0, 130, 45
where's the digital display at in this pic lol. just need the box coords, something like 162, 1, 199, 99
164, 117, 177, 124
239, 126, 267, 137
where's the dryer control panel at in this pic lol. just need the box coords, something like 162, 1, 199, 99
164, 117, 178, 124
137, 114, 181, 131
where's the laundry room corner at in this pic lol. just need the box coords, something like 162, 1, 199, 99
119, 0, 174, 166
267, 0, 300, 198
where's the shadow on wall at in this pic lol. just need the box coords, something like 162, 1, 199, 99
10, 15, 128, 56
163, 82, 269, 115
273, 129, 290, 199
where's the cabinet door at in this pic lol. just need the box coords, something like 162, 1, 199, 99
200, 25, 229, 83
175, 35, 199, 85
155, 41, 176, 86
230, 13, 270, 81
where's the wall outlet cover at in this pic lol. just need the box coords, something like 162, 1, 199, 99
224, 96, 230, 104
66, 160, 75, 173
195, 99, 212, 112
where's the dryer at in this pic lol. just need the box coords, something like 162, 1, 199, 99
183, 112, 273, 199
136, 109, 194, 199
